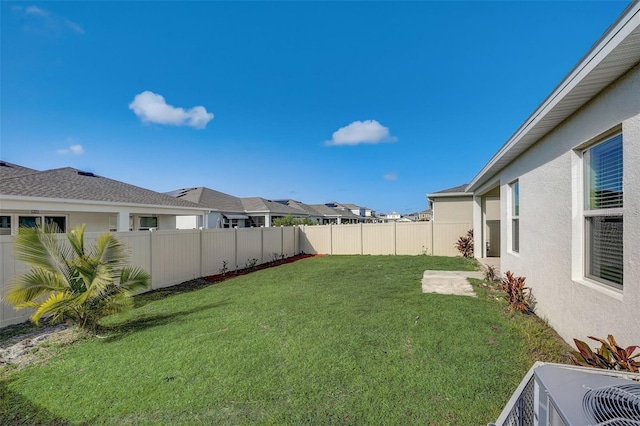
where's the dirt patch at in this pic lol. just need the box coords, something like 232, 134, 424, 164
0, 323, 82, 373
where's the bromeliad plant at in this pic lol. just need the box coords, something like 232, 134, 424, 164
455, 229, 474, 258
4, 224, 150, 332
572, 335, 640, 373
501, 271, 530, 313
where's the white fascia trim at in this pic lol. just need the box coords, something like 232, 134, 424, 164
426, 192, 471, 200
467, 2, 640, 192
0, 195, 208, 214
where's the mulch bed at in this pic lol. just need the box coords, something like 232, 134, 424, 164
135, 253, 320, 304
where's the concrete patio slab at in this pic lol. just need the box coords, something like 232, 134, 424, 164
421, 270, 484, 297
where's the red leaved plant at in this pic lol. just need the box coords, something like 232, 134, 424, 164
455, 229, 474, 258
501, 271, 530, 313
572, 335, 640, 373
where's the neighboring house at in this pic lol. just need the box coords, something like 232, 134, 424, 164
427, 183, 500, 256
426, 184, 472, 223
467, 2, 640, 346
167, 187, 309, 228
386, 211, 402, 221
167, 187, 248, 228
0, 162, 207, 233
274, 199, 364, 224
402, 213, 419, 222
325, 202, 376, 222
273, 199, 323, 223
418, 209, 433, 221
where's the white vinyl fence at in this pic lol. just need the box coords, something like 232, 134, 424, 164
0, 222, 470, 328
300, 222, 471, 257
0, 227, 300, 328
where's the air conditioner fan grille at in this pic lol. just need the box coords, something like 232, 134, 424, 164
583, 383, 640, 426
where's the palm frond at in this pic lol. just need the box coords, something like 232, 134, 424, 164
30, 291, 78, 325
96, 291, 133, 316
93, 233, 127, 269
14, 225, 62, 272
66, 224, 86, 257
4, 268, 68, 305
119, 266, 151, 293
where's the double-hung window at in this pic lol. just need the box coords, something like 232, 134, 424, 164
511, 180, 520, 253
584, 134, 623, 289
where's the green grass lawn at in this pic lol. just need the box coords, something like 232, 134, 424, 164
0, 255, 571, 425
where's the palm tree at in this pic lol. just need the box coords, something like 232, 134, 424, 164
4, 223, 150, 332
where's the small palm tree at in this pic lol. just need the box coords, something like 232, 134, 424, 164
4, 224, 150, 332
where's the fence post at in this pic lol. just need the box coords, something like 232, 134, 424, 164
149, 229, 156, 289
330, 224, 333, 255
394, 221, 397, 255
260, 227, 264, 264
199, 228, 204, 278
234, 227, 238, 271
360, 223, 364, 255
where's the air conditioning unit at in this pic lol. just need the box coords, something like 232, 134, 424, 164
490, 362, 640, 426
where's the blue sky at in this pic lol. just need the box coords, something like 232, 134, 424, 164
0, 1, 630, 214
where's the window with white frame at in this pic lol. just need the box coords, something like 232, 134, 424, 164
584, 134, 623, 288
510, 180, 520, 253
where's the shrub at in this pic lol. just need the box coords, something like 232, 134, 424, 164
4, 224, 150, 332
484, 264, 498, 282
455, 229, 474, 258
501, 271, 530, 313
572, 335, 640, 373
272, 215, 317, 226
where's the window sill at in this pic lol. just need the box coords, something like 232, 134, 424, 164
572, 277, 623, 301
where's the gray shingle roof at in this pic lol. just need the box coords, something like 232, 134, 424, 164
272, 199, 324, 216
341, 203, 363, 210
431, 184, 469, 194
1, 167, 205, 208
166, 188, 309, 216
0, 161, 39, 179
167, 187, 245, 212
309, 204, 342, 216
241, 197, 305, 215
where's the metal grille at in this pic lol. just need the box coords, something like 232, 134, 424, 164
583, 384, 640, 425
502, 377, 536, 426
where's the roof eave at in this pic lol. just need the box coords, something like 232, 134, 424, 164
0, 194, 209, 213
426, 192, 470, 200
467, 1, 640, 193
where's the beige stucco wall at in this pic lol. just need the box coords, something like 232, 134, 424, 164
432, 196, 473, 223
486, 64, 640, 347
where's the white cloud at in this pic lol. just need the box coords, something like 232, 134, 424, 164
383, 173, 398, 181
63, 18, 84, 34
57, 144, 84, 155
25, 5, 48, 16
325, 120, 397, 146
129, 91, 214, 129
15, 5, 84, 34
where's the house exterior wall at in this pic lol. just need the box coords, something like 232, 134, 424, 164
176, 215, 199, 229
432, 196, 473, 223
492, 64, 640, 346
0, 198, 205, 233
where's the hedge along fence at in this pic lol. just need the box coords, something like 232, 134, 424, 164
0, 226, 300, 328
0, 221, 471, 328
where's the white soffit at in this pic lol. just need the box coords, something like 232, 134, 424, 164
467, 2, 640, 192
